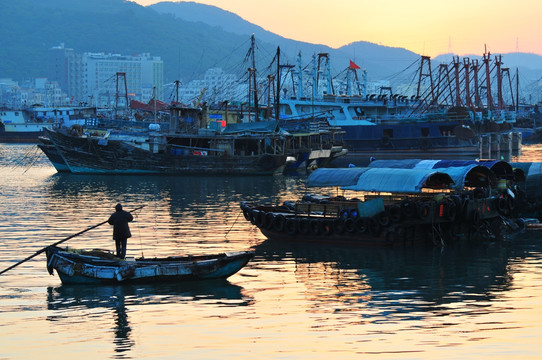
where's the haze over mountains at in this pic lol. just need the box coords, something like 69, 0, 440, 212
2, 0, 541, 93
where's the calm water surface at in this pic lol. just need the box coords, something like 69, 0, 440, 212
1, 144, 542, 359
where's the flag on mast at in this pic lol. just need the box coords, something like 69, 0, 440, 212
349, 60, 361, 69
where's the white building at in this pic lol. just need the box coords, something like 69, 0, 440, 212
83, 52, 164, 107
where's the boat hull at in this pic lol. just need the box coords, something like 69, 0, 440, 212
46, 246, 254, 285
241, 192, 507, 247
0, 127, 47, 143
43, 128, 287, 175
37, 142, 70, 172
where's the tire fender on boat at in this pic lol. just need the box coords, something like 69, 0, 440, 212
377, 211, 390, 227
309, 219, 321, 235
243, 208, 253, 222
273, 214, 286, 232
388, 204, 403, 223
333, 218, 346, 233
251, 209, 261, 226
368, 217, 381, 236
298, 218, 310, 234
401, 200, 417, 218
285, 218, 297, 235
355, 217, 368, 233
344, 217, 356, 233
417, 202, 431, 221
320, 219, 333, 235
264, 212, 275, 229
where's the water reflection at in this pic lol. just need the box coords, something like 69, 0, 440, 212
254, 238, 526, 320
46, 281, 251, 354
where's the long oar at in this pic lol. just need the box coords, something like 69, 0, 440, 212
0, 204, 146, 276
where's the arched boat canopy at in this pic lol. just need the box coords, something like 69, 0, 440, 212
306, 167, 370, 188
369, 159, 514, 181
435, 165, 496, 190
511, 162, 542, 198
307, 167, 454, 193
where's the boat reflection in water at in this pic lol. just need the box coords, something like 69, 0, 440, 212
254, 239, 515, 314
46, 281, 250, 354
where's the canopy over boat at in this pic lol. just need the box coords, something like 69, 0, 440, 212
369, 159, 517, 180
222, 120, 280, 134
368, 159, 511, 189
306, 167, 454, 193
511, 162, 542, 198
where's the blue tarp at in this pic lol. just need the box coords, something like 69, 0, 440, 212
511, 162, 542, 198
369, 159, 504, 187
307, 167, 454, 193
222, 120, 279, 134
306, 167, 370, 187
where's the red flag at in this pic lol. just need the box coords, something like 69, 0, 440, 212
349, 60, 360, 69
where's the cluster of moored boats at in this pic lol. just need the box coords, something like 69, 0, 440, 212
240, 159, 542, 247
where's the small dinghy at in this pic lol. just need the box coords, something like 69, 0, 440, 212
46, 245, 254, 285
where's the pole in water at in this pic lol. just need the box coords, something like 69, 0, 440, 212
0, 204, 146, 275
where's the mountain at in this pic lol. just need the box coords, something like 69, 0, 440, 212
150, 1, 542, 89
150, 1, 421, 79
1, 0, 541, 94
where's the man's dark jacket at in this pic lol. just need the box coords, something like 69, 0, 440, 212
108, 210, 133, 239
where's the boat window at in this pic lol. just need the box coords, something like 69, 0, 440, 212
421, 127, 430, 137
383, 129, 393, 138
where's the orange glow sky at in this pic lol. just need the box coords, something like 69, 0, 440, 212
132, 0, 542, 58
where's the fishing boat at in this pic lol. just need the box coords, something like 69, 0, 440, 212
40, 104, 292, 175
278, 52, 522, 163
0, 106, 96, 143
45, 245, 254, 285
240, 164, 522, 246
37, 136, 69, 172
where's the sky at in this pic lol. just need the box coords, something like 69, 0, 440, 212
132, 0, 542, 58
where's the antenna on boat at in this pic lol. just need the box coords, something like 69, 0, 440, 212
247, 34, 259, 122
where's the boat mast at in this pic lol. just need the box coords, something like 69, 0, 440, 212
297, 52, 304, 99
275, 46, 280, 121
516, 67, 519, 112
483, 48, 493, 114
312, 53, 318, 101
249, 34, 259, 121
453, 56, 461, 107
174, 80, 180, 103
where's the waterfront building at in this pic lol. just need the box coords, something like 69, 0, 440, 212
83, 52, 164, 107
48, 44, 164, 106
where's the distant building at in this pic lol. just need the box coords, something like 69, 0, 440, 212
83, 52, 164, 107
48, 45, 164, 106
48, 43, 83, 104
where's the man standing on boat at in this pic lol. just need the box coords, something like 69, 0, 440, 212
108, 203, 133, 259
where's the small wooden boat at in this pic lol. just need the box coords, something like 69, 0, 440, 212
45, 245, 254, 285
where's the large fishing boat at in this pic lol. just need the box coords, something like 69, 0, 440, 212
41, 105, 291, 175
277, 52, 522, 163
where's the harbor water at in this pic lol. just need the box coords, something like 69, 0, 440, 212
1, 144, 542, 359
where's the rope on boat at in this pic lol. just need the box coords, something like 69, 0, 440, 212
6, 145, 43, 172
224, 210, 242, 239
134, 210, 144, 258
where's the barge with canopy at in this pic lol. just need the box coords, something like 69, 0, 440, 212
241, 163, 521, 246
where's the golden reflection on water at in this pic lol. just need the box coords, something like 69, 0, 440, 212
1, 144, 542, 359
